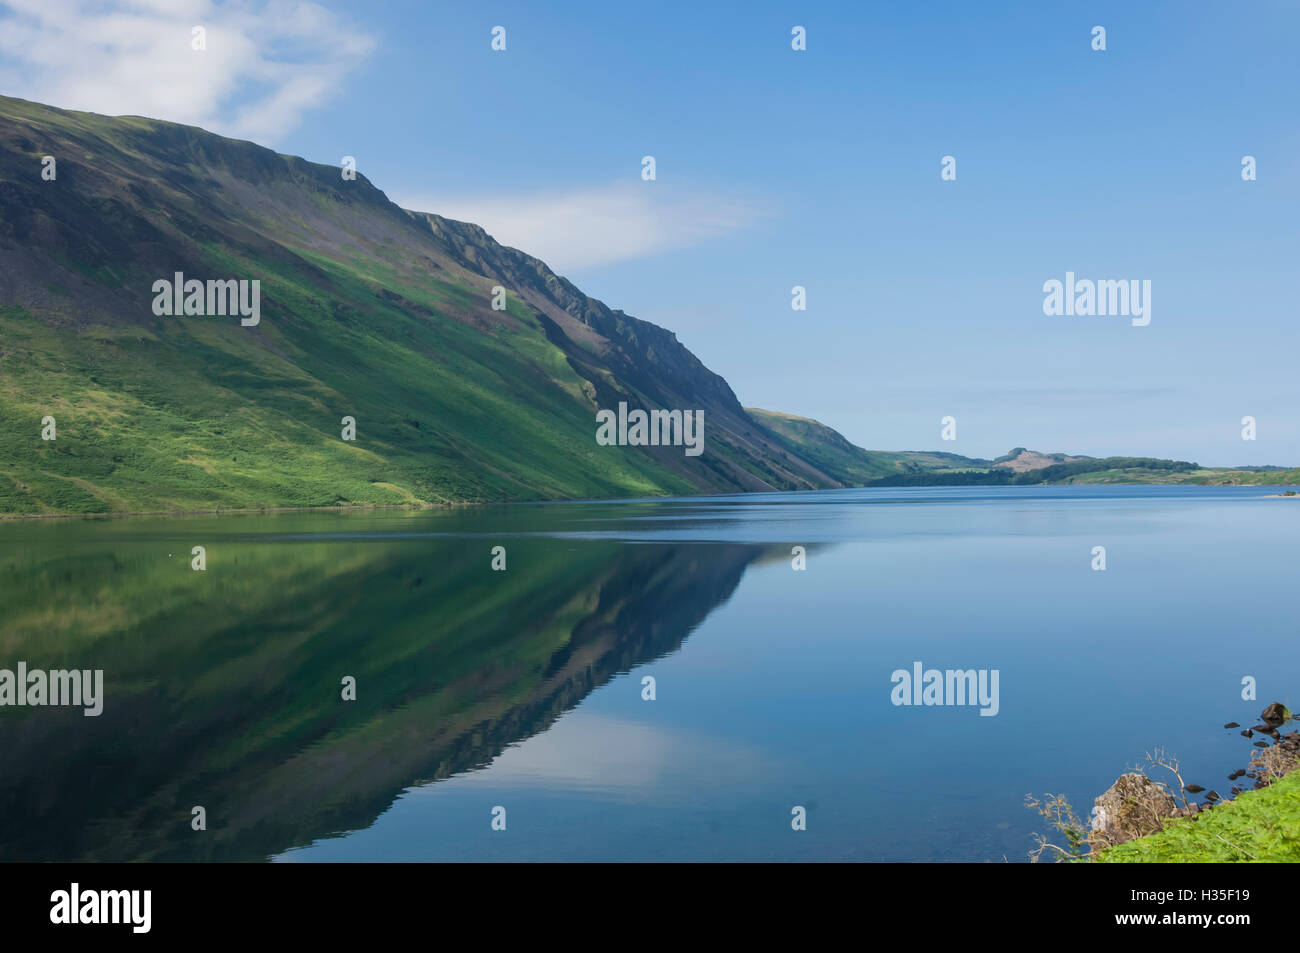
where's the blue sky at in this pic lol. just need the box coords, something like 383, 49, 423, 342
3, 0, 1297, 464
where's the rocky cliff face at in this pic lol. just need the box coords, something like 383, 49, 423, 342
405, 210, 844, 493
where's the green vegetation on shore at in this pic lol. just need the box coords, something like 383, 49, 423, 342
1031, 702, 1298, 863
1097, 771, 1300, 862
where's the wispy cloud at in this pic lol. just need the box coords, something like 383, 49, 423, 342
394, 180, 765, 272
0, 0, 374, 143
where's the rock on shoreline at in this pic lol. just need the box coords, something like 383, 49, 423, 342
1090, 701, 1295, 852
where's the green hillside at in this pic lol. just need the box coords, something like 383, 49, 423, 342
744, 408, 904, 483
745, 408, 1007, 482
0, 96, 852, 515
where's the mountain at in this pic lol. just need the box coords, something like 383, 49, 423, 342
1, 95, 1294, 516
989, 447, 1091, 472
0, 95, 857, 515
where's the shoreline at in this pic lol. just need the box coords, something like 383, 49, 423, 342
3, 482, 1298, 522
0, 501, 462, 522
1085, 702, 1298, 862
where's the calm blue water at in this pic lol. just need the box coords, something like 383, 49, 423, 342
1, 485, 1295, 861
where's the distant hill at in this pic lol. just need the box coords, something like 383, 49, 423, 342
867, 456, 1300, 487
749, 408, 1012, 482
751, 417, 1300, 488
990, 448, 1092, 472
744, 409, 904, 483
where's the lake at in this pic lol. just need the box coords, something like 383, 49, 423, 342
1, 485, 1295, 862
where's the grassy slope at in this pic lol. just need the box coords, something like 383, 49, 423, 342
746, 407, 998, 483
0, 96, 840, 515
745, 408, 906, 482
0, 278, 693, 514
1097, 771, 1300, 862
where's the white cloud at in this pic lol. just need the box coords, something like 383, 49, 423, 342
0, 0, 374, 143
427, 710, 773, 803
393, 180, 765, 272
